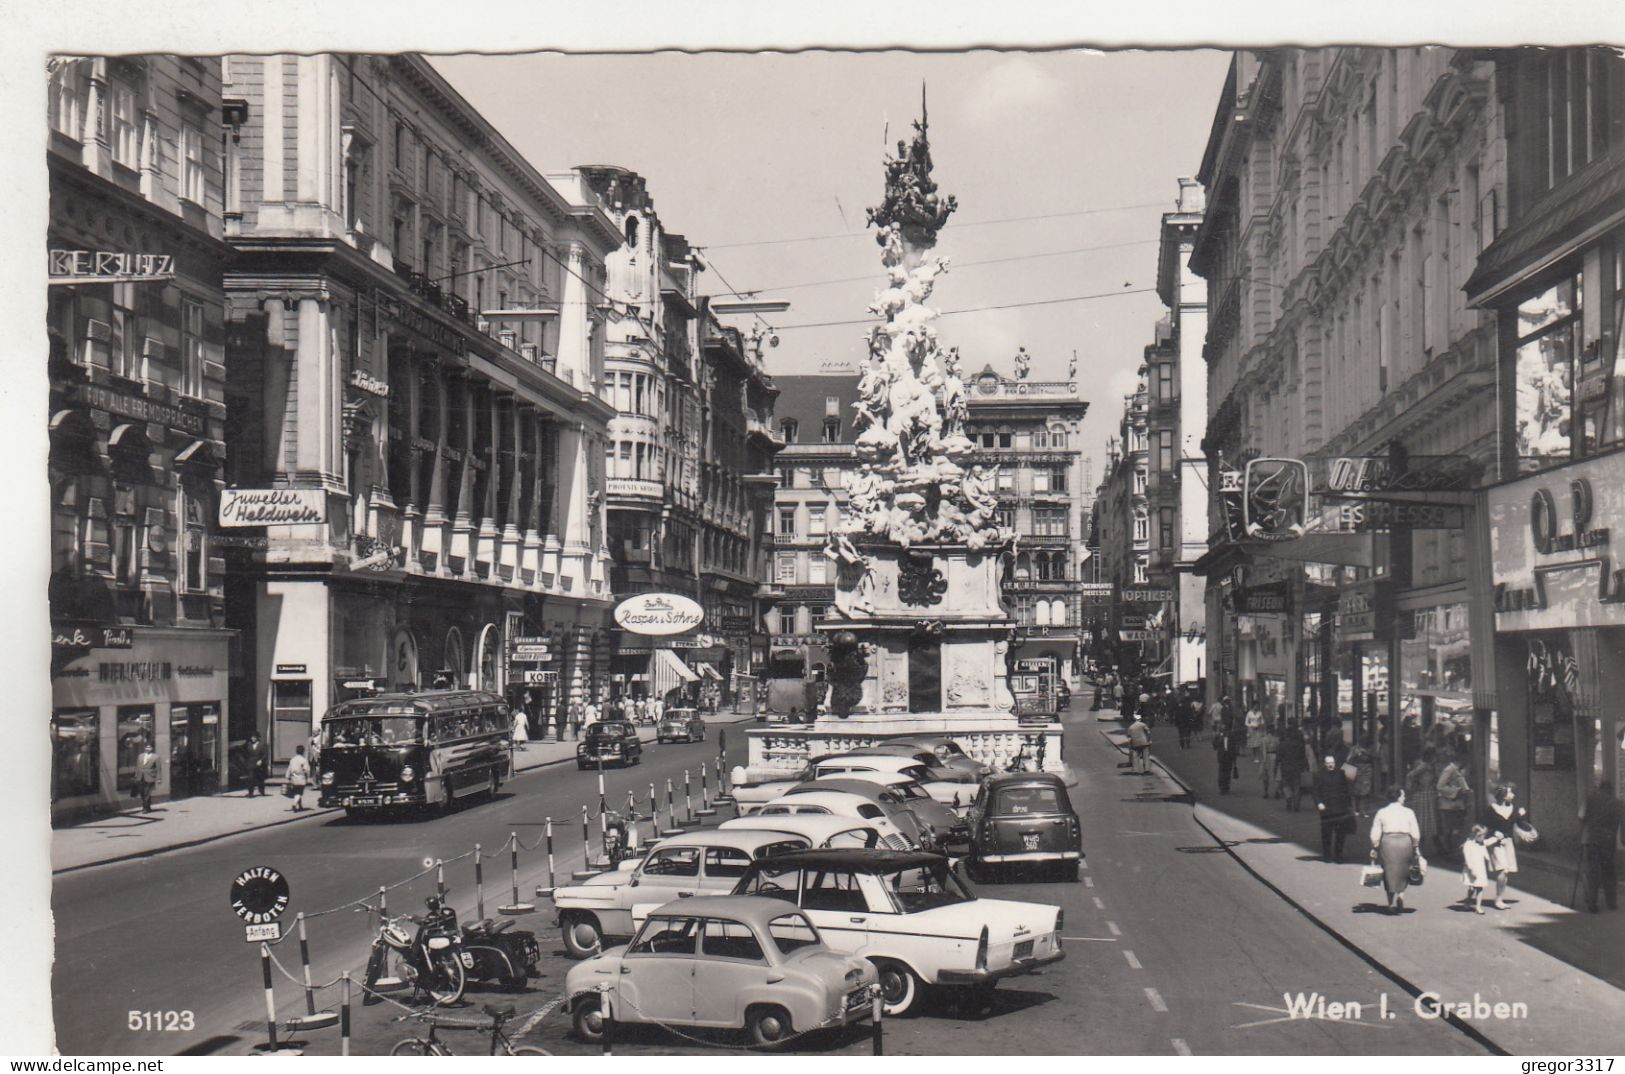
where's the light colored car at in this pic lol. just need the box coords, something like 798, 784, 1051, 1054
718, 813, 887, 849
786, 777, 946, 850
566, 896, 877, 1047
886, 737, 995, 781
548, 829, 809, 958
731, 849, 1064, 1017
814, 772, 971, 846
827, 746, 979, 785
809, 754, 972, 807
754, 790, 917, 849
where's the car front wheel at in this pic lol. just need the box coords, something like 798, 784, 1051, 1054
561, 913, 604, 959
872, 959, 920, 1017
572, 995, 605, 1044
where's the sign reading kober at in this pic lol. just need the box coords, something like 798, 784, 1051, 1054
219, 489, 327, 528
614, 593, 705, 636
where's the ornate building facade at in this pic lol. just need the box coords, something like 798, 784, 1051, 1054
221, 54, 620, 759
48, 55, 235, 819
1092, 371, 1151, 678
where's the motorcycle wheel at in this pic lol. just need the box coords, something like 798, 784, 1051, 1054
424, 952, 466, 1006
510, 1046, 552, 1056
361, 943, 386, 1005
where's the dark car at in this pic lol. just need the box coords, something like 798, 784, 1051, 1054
656, 708, 706, 744
576, 720, 643, 769
966, 773, 1082, 882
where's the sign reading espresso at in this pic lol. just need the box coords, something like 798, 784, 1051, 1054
219, 488, 327, 528
613, 593, 705, 636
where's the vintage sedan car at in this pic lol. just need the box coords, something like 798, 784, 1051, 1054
966, 773, 1083, 881
830, 746, 980, 785
817, 772, 971, 846
576, 720, 643, 769
809, 754, 973, 808
655, 708, 706, 744
754, 790, 917, 850
729, 849, 1064, 1016
886, 737, 994, 781
548, 829, 810, 958
718, 812, 886, 849
566, 896, 876, 1046
787, 777, 953, 851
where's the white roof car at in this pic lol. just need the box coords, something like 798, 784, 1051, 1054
718, 812, 886, 850
810, 755, 971, 807
755, 790, 916, 850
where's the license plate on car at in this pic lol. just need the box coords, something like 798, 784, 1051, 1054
1014, 940, 1034, 960
1023, 834, 1041, 850
352, 796, 379, 806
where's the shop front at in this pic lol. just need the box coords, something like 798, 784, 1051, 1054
1487, 448, 1625, 856
51, 627, 231, 822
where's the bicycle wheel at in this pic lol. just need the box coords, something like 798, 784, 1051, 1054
509, 1046, 552, 1056
390, 1037, 449, 1056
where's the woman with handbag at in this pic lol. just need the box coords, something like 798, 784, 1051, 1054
1369, 784, 1422, 912
1483, 782, 1533, 910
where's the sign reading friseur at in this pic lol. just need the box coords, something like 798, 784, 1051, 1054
614, 592, 705, 636
218, 488, 327, 528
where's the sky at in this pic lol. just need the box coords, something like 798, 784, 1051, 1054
431, 49, 1232, 480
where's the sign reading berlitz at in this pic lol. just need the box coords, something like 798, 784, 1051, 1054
49, 248, 175, 282
614, 593, 705, 636
219, 488, 327, 528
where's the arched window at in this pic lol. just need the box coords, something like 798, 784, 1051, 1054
1049, 600, 1068, 627
1035, 600, 1052, 627
624, 214, 639, 248
1015, 551, 1032, 580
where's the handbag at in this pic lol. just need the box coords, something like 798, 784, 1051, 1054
1341, 762, 1358, 781
1359, 864, 1385, 888
1408, 854, 1428, 886
1513, 821, 1539, 845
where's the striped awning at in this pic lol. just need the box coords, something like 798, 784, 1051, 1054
650, 647, 698, 698
696, 662, 723, 681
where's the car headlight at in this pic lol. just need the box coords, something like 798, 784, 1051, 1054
400, 766, 415, 781
321, 771, 335, 785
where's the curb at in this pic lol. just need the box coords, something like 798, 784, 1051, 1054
55, 713, 760, 875
1147, 752, 1509, 1057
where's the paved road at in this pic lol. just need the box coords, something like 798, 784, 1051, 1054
53, 712, 1490, 1055
50, 728, 743, 1056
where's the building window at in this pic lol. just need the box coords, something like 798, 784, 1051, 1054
997, 468, 1013, 492
980, 432, 996, 448
1155, 362, 1174, 402
1133, 470, 1147, 496
52, 708, 99, 800
1512, 270, 1585, 472
998, 432, 1012, 449
50, 60, 86, 140
808, 506, 827, 537
180, 298, 205, 398
809, 556, 828, 584
808, 604, 828, 629
1133, 509, 1149, 543
1157, 429, 1174, 473
111, 85, 138, 168
110, 283, 139, 380
181, 123, 207, 205
180, 487, 209, 593
1133, 559, 1148, 584
776, 552, 796, 583
780, 419, 798, 443
1034, 429, 1048, 449
1159, 506, 1176, 551
824, 395, 840, 417
1038, 465, 1068, 493
995, 507, 1015, 531
822, 417, 840, 443
1034, 507, 1067, 537
778, 507, 796, 536
777, 466, 793, 488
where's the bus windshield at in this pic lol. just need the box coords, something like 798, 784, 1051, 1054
322, 716, 422, 747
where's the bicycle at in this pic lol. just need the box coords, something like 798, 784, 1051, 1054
390, 1004, 552, 1056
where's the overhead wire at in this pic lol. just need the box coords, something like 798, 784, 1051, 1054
775, 285, 1160, 331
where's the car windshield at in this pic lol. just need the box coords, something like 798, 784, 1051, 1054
892, 782, 929, 801
766, 912, 821, 955
587, 724, 627, 740
322, 717, 421, 747
883, 862, 974, 913
997, 785, 1065, 814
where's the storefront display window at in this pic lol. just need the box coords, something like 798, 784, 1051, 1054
1525, 635, 1578, 770
52, 708, 98, 799
1513, 273, 1582, 472
116, 705, 154, 792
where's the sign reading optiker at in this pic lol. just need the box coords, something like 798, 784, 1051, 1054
613, 593, 705, 636
219, 488, 327, 528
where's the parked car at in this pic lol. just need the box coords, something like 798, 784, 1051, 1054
576, 721, 643, 769
566, 896, 877, 1046
814, 772, 970, 846
718, 813, 887, 850
754, 790, 917, 850
784, 778, 940, 849
548, 829, 810, 958
886, 737, 994, 781
828, 747, 979, 786
728, 849, 1064, 1016
966, 772, 1082, 881
809, 754, 972, 808
656, 708, 706, 744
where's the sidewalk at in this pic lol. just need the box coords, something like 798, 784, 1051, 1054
51, 712, 759, 874
1112, 715, 1623, 1056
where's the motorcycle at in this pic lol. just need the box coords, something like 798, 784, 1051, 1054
451, 896, 541, 991
360, 896, 467, 1006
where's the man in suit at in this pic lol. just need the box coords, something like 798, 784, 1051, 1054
245, 733, 268, 797
134, 737, 160, 813
1312, 754, 1356, 863
1579, 778, 1622, 913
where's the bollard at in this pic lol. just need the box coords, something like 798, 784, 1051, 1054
260, 942, 279, 1053
377, 886, 387, 923
435, 859, 446, 900
340, 973, 351, 1057
542, 818, 556, 896
500, 833, 534, 914
598, 768, 607, 819
649, 782, 659, 840
297, 913, 316, 1015
600, 983, 615, 1057
661, 779, 685, 836
871, 982, 884, 1056
572, 805, 597, 880
683, 769, 693, 825
474, 844, 485, 921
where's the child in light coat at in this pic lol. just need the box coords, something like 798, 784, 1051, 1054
1460, 824, 1492, 914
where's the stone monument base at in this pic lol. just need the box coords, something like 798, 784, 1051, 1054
743, 710, 1063, 783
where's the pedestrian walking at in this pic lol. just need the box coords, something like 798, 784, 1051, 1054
511, 704, 530, 747
1346, 738, 1377, 816
1460, 824, 1492, 914
1578, 778, 1621, 913
284, 745, 311, 812
1483, 782, 1531, 910
1277, 719, 1308, 810
568, 699, 583, 740
1405, 748, 1443, 856
1127, 713, 1151, 774
134, 737, 160, 813
1436, 749, 1471, 856
245, 733, 268, 797
1244, 700, 1264, 765
1222, 698, 1243, 782
1173, 689, 1193, 749
1312, 755, 1355, 863
1369, 785, 1422, 913
1213, 714, 1238, 795
1259, 720, 1280, 798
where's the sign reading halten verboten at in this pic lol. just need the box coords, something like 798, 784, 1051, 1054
614, 593, 705, 636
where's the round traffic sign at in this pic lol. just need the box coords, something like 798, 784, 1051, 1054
230, 866, 290, 924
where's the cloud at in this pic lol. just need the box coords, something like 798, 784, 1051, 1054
962, 56, 1067, 130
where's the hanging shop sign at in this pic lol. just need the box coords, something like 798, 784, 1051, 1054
1335, 578, 1398, 644
348, 369, 391, 397
1118, 629, 1156, 642
1122, 586, 1174, 603
1320, 454, 1476, 495
374, 288, 464, 350
48, 248, 175, 284
1488, 453, 1625, 631
510, 644, 552, 663
51, 624, 133, 650
1079, 583, 1114, 606
1233, 588, 1288, 614
614, 593, 706, 636
1331, 500, 1467, 532
1243, 458, 1309, 541
219, 488, 327, 528
1119, 614, 1148, 630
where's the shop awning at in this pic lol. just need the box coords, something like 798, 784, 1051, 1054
650, 647, 699, 697
696, 662, 723, 681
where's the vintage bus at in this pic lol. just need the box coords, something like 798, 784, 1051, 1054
316, 690, 514, 815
